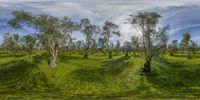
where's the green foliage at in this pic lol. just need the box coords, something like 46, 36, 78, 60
22, 34, 37, 55
168, 40, 178, 56
1, 33, 20, 56
102, 21, 120, 58
129, 12, 169, 72
181, 32, 192, 59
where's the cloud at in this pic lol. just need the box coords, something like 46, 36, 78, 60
157, 5, 200, 42
1, 0, 200, 43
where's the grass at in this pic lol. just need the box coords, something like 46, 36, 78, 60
0, 52, 200, 99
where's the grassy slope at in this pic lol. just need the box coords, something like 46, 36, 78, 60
0, 52, 200, 99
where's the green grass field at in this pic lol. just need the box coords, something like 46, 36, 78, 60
0, 52, 200, 99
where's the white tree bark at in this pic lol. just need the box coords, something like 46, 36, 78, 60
48, 44, 57, 68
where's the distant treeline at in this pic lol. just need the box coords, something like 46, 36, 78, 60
0, 11, 197, 73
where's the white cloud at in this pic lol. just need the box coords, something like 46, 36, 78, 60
1, 0, 200, 43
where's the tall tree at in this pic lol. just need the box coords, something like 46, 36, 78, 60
12, 33, 20, 56
102, 20, 120, 58
76, 40, 83, 54
2, 33, 20, 56
131, 36, 140, 55
23, 34, 37, 55
190, 40, 198, 54
7, 34, 16, 56
181, 32, 191, 59
168, 40, 178, 56
115, 40, 121, 55
90, 38, 98, 55
98, 37, 107, 54
129, 12, 169, 72
80, 18, 99, 58
122, 41, 132, 57
8, 11, 77, 67
2, 33, 10, 54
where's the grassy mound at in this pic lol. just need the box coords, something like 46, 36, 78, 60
0, 52, 200, 99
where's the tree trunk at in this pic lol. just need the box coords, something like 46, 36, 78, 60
49, 55, 57, 68
104, 52, 106, 55
186, 50, 191, 59
169, 51, 173, 56
125, 52, 128, 57
12, 50, 15, 57
84, 50, 88, 58
84, 53, 88, 58
133, 50, 136, 55
143, 58, 152, 73
109, 51, 112, 59
84, 47, 89, 58
48, 45, 57, 68
186, 47, 191, 59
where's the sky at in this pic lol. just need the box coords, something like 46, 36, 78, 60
1, 0, 200, 43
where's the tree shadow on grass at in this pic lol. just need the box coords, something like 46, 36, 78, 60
0, 53, 59, 93
0, 60, 32, 84
116, 76, 160, 98
0, 55, 11, 58
70, 56, 133, 83
101, 56, 133, 75
0, 53, 27, 58
144, 57, 200, 98
172, 54, 186, 58
116, 57, 200, 99
172, 53, 200, 59
58, 54, 84, 64
58, 54, 108, 64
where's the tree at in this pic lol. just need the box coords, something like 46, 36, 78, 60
102, 20, 120, 58
2, 33, 10, 54
179, 42, 185, 54
7, 34, 16, 56
90, 38, 98, 55
131, 36, 140, 56
23, 34, 37, 55
190, 40, 198, 54
64, 36, 75, 55
12, 33, 20, 56
108, 42, 115, 57
61, 17, 79, 52
76, 40, 83, 54
2, 33, 20, 56
115, 40, 121, 55
168, 40, 178, 56
98, 37, 107, 54
181, 32, 191, 59
122, 41, 132, 57
80, 18, 99, 58
129, 12, 169, 72
8, 11, 78, 67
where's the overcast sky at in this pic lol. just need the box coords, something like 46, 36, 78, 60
1, 0, 200, 43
